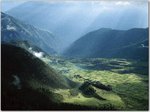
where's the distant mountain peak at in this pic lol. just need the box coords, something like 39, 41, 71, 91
1, 12, 59, 54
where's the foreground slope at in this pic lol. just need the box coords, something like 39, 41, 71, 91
1, 44, 71, 109
64, 28, 148, 60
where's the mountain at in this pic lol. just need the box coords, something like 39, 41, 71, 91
1, 44, 78, 109
64, 28, 148, 60
1, 12, 58, 54
6, 1, 147, 50
1, 44, 71, 89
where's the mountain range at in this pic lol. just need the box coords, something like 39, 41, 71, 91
1, 12, 59, 54
2, 12, 148, 60
64, 28, 148, 60
6, 1, 147, 50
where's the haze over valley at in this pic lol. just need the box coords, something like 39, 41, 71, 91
3, 0, 148, 52
1, 0, 149, 110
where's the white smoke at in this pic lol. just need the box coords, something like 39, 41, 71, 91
33, 51, 44, 58
28, 47, 44, 58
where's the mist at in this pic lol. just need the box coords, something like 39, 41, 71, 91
3, 0, 148, 52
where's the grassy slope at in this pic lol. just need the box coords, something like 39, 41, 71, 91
42, 56, 148, 110
1, 44, 75, 110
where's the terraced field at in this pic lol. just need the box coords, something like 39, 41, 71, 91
40, 56, 148, 110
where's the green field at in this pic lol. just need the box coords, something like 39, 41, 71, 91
41, 56, 148, 110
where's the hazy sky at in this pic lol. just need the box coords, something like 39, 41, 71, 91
2, 0, 148, 50
1, 0, 148, 11
2, 1, 25, 11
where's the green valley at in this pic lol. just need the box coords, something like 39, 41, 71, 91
40, 55, 148, 110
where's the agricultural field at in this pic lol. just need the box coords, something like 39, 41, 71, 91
41, 56, 149, 110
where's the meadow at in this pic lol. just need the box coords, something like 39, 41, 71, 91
41, 56, 148, 110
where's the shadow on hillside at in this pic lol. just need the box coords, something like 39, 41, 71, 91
75, 59, 148, 75
113, 82, 148, 110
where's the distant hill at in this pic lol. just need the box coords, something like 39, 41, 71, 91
64, 28, 148, 60
1, 12, 58, 54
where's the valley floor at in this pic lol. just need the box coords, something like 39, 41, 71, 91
42, 56, 148, 110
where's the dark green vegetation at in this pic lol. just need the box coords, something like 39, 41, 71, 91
69, 58, 149, 75
46, 56, 149, 110
64, 28, 148, 60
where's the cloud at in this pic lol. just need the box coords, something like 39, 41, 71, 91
7, 25, 16, 31
33, 51, 44, 58
29, 47, 44, 58
115, 1, 130, 6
